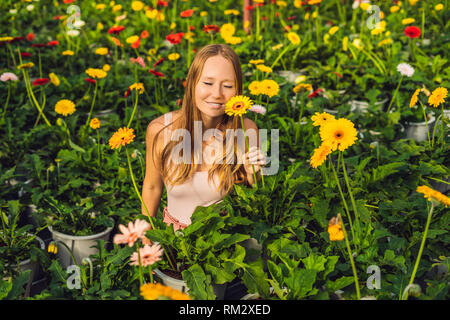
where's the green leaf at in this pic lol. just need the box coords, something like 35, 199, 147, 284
0, 278, 13, 300
69, 139, 86, 153
285, 269, 317, 299
182, 264, 215, 300
6, 270, 31, 299
267, 260, 283, 285
325, 276, 354, 291
241, 262, 270, 298
213, 233, 250, 251
302, 253, 327, 272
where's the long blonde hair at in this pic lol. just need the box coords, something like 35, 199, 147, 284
153, 44, 248, 195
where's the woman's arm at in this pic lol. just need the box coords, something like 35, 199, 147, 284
141, 119, 165, 218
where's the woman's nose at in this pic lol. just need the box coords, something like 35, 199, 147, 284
211, 83, 223, 98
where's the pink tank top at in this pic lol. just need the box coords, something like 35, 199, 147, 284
163, 112, 226, 225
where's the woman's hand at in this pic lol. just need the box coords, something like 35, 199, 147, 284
243, 146, 267, 175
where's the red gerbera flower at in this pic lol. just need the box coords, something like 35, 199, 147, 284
26, 33, 35, 41
140, 30, 149, 39
131, 37, 141, 49
47, 40, 59, 46
166, 32, 184, 44
245, 5, 254, 10
32, 78, 50, 86
124, 87, 131, 98
149, 69, 165, 78
153, 58, 164, 68
404, 26, 421, 38
203, 25, 220, 34
84, 78, 96, 84
64, 0, 76, 3
308, 88, 323, 99
108, 26, 125, 35
157, 0, 168, 7
21, 52, 31, 57
180, 9, 194, 18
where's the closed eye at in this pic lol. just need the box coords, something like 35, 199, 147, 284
203, 82, 212, 85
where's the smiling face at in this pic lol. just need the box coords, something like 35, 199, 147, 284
194, 55, 237, 121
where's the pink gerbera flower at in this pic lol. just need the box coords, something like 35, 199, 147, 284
130, 244, 163, 267
130, 56, 146, 68
113, 219, 151, 247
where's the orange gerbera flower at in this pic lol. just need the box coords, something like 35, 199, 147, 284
109, 127, 136, 149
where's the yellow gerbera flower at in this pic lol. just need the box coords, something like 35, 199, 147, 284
249, 59, 264, 65
256, 64, 272, 73
311, 112, 335, 127
17, 62, 34, 70
126, 35, 140, 44
293, 83, 313, 94
49, 72, 60, 86
220, 23, 236, 38
62, 50, 74, 56
260, 79, 279, 98
131, 0, 144, 11
95, 47, 109, 55
378, 38, 393, 46
140, 283, 190, 300
409, 88, 421, 108
417, 185, 450, 207
109, 127, 136, 149
248, 81, 262, 96
329, 26, 339, 35
90, 117, 101, 130
402, 18, 415, 25
129, 82, 145, 94
319, 118, 358, 152
102, 64, 111, 72
287, 32, 301, 45
310, 143, 332, 169
168, 53, 180, 61
428, 87, 447, 108
328, 215, 344, 241
435, 4, 444, 11
55, 99, 76, 116
85, 68, 107, 79
225, 95, 253, 117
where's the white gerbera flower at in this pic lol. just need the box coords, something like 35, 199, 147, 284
250, 104, 267, 115
397, 63, 415, 77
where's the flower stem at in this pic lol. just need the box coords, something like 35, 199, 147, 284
127, 91, 139, 128
240, 115, 258, 188
341, 218, 361, 300
420, 102, 431, 150
386, 76, 403, 113
329, 156, 356, 247
85, 81, 98, 127
340, 152, 361, 240
403, 202, 435, 300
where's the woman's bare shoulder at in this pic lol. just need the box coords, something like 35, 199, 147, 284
146, 110, 183, 142
243, 117, 259, 130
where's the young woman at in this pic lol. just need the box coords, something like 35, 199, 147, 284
141, 44, 266, 231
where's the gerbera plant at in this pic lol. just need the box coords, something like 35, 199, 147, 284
309, 114, 362, 251
402, 186, 450, 300
225, 95, 264, 188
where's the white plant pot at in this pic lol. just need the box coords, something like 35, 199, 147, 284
3, 234, 45, 298
49, 222, 114, 269
153, 268, 227, 300
405, 115, 435, 142
349, 98, 389, 114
